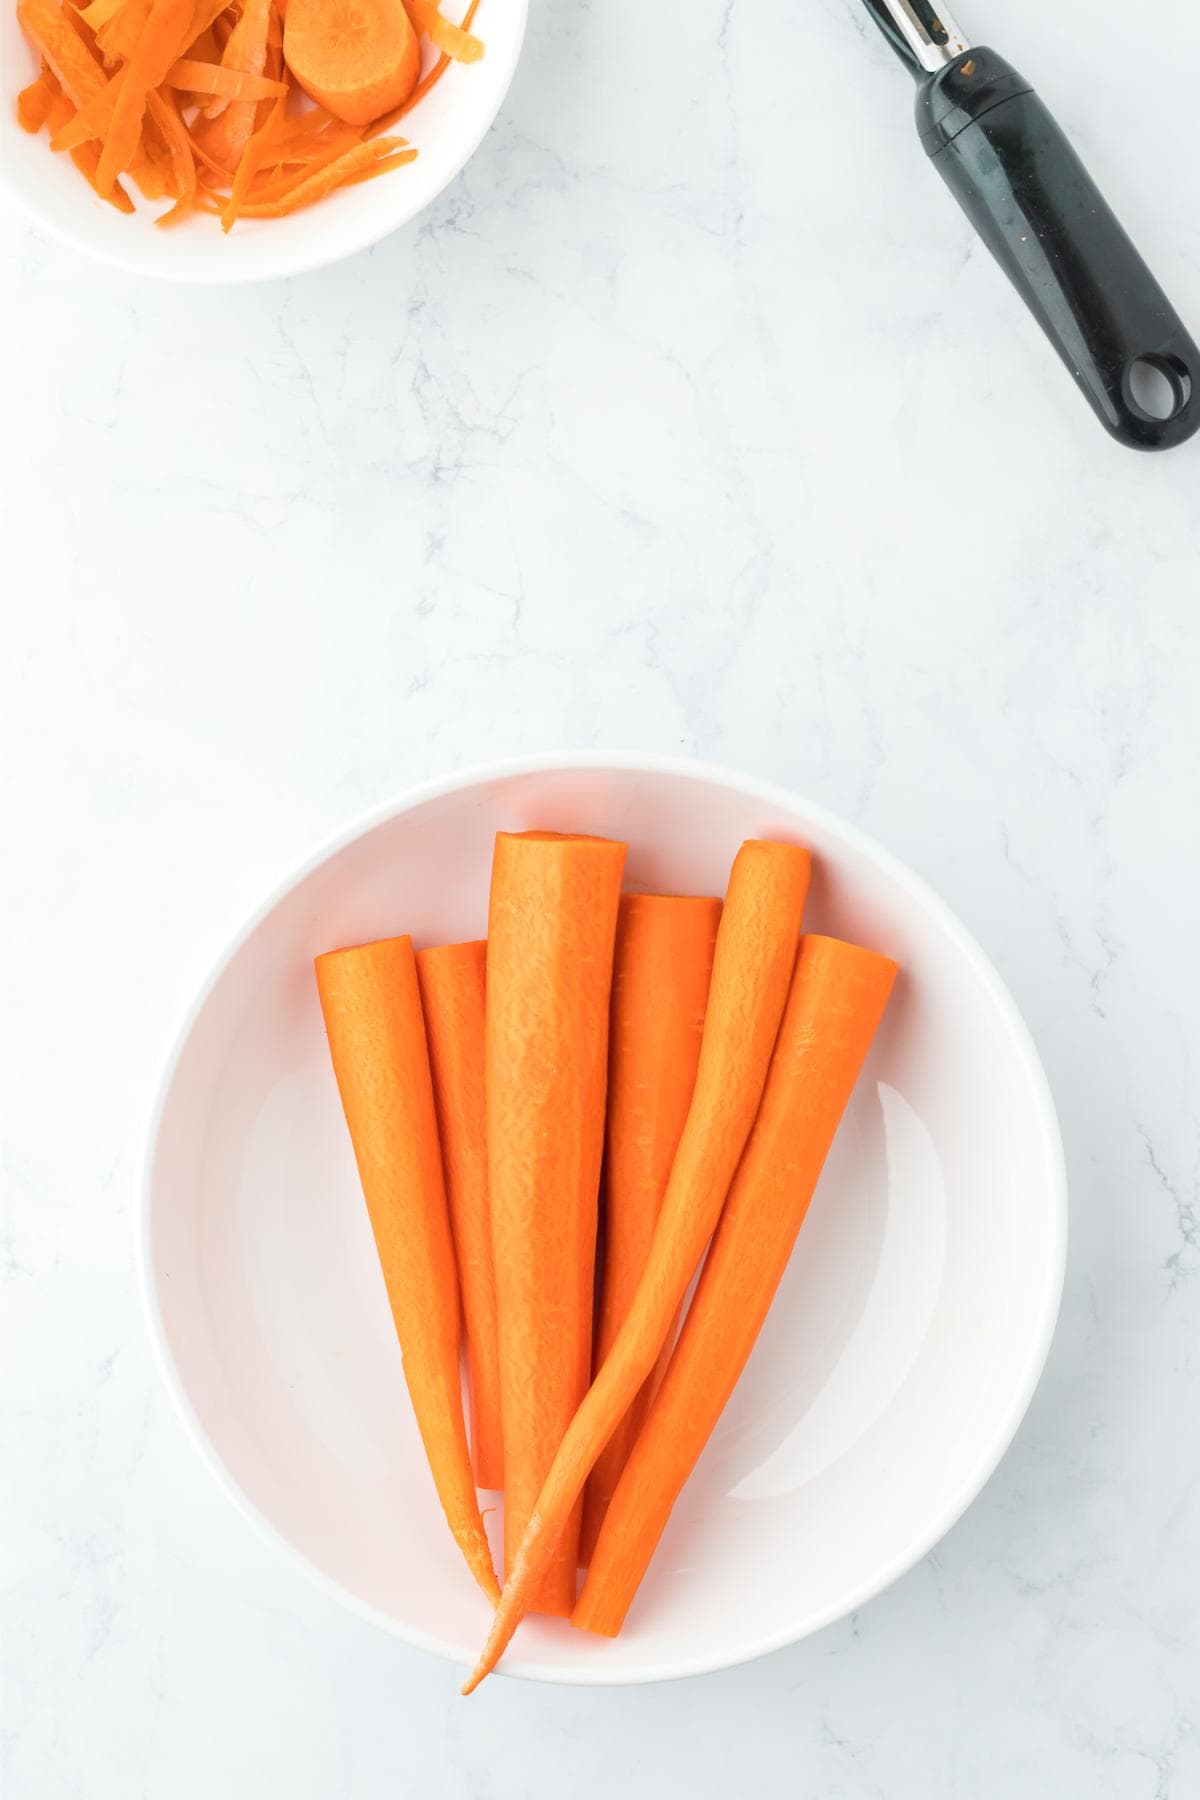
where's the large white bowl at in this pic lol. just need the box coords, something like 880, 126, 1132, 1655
0, 0, 526, 281
141, 754, 1067, 1685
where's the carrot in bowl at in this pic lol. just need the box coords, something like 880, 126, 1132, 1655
579, 892, 721, 1565
486, 830, 626, 1616
574, 934, 899, 1636
315, 934, 499, 1606
462, 839, 811, 1690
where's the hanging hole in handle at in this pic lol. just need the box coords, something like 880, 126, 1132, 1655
1123, 353, 1193, 423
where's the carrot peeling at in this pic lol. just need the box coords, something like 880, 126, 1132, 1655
17, 65, 57, 129
315, 935, 500, 1606
486, 831, 627, 1616
16, 0, 485, 226
575, 936, 898, 1635
462, 839, 811, 1691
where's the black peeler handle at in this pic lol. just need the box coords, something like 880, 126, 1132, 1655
916, 48, 1200, 451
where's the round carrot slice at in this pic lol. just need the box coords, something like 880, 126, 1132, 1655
284, 0, 420, 126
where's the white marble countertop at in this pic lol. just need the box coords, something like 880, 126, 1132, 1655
3, 0, 1200, 1792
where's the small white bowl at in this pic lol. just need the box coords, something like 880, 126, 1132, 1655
141, 755, 1066, 1685
0, 0, 526, 281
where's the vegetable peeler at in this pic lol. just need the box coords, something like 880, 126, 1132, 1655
862, 0, 1200, 450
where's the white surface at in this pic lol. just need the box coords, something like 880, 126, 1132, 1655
1, 0, 1199, 1788
0, 0, 527, 281
143, 757, 1064, 1682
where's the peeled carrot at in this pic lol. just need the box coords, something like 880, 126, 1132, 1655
315, 935, 499, 1606
463, 839, 811, 1689
284, 0, 419, 126
575, 934, 899, 1635
487, 831, 626, 1616
415, 941, 504, 1491
578, 893, 721, 1565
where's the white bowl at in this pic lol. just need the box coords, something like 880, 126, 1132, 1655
0, 0, 526, 282
141, 754, 1067, 1685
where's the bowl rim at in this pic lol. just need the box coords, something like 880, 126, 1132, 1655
138, 750, 1069, 1685
0, 0, 528, 285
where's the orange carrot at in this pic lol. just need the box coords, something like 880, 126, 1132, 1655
575, 935, 898, 1635
578, 893, 721, 1565
486, 831, 626, 1616
463, 839, 811, 1690
416, 941, 503, 1490
284, 0, 420, 126
315, 935, 499, 1605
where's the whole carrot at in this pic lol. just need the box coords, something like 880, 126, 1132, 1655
574, 934, 898, 1635
463, 839, 811, 1689
416, 940, 504, 1491
579, 892, 722, 1564
487, 831, 627, 1615
315, 936, 499, 1606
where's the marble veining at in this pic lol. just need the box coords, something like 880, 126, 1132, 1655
2, 0, 1200, 1792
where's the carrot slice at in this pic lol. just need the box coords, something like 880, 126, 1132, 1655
486, 831, 626, 1616
284, 0, 420, 127
403, 0, 482, 62
575, 935, 899, 1635
315, 935, 499, 1605
165, 57, 284, 99
416, 941, 503, 1491
462, 838, 811, 1689
578, 892, 722, 1565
